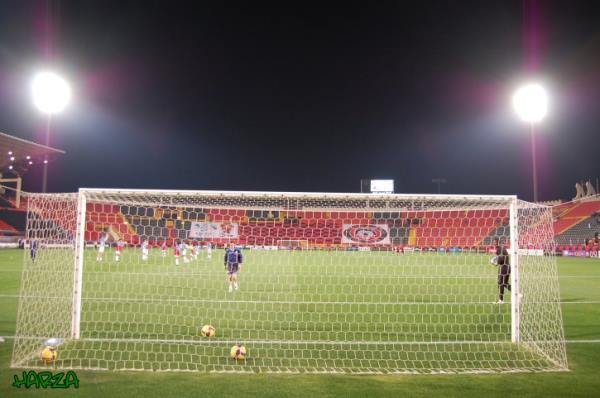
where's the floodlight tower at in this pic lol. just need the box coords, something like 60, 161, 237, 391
31, 71, 71, 192
513, 83, 548, 203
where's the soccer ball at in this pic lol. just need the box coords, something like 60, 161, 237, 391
490, 256, 498, 265
230, 344, 247, 360
41, 346, 57, 363
201, 324, 215, 337
44, 337, 59, 348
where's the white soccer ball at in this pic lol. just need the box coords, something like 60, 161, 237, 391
490, 256, 498, 265
44, 338, 60, 348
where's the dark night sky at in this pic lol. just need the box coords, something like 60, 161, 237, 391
0, 1, 599, 201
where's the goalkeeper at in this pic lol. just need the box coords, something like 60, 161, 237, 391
224, 243, 243, 292
492, 238, 511, 304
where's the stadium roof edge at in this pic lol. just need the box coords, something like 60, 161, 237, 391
0, 131, 66, 155
0, 131, 66, 174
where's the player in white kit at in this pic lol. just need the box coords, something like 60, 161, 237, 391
141, 239, 149, 261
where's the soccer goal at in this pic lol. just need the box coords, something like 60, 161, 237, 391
11, 189, 568, 374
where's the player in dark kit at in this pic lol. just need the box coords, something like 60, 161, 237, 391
492, 238, 511, 304
30, 240, 39, 262
224, 243, 243, 292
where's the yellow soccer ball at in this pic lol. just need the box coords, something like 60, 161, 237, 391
230, 344, 247, 360
201, 324, 215, 337
41, 346, 57, 363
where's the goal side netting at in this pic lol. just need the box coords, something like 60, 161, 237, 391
11, 190, 568, 374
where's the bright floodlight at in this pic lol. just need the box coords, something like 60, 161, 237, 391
32, 72, 71, 114
513, 83, 548, 123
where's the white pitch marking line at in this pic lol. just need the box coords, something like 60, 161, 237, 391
3, 336, 600, 344
0, 294, 599, 305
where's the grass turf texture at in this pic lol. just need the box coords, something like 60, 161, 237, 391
11, 249, 559, 372
0, 249, 599, 397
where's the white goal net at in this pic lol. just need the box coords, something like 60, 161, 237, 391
11, 189, 568, 374
276, 239, 309, 250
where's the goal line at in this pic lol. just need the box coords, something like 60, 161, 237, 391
9, 337, 558, 345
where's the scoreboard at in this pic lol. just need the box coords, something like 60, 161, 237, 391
370, 179, 394, 194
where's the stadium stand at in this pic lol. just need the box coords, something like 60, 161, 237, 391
0, 193, 26, 240
554, 197, 600, 247
85, 203, 139, 244
555, 216, 600, 246
0, 195, 15, 208
3, 195, 28, 210
84, 204, 508, 251
553, 200, 600, 233
0, 208, 26, 232
27, 210, 74, 241
0, 219, 16, 232
481, 223, 511, 246
9, 191, 598, 254
0, 132, 66, 239
407, 209, 508, 248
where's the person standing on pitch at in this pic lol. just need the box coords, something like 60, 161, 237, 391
173, 239, 181, 265
97, 232, 108, 262
30, 239, 39, 262
115, 238, 126, 262
206, 242, 212, 260
224, 243, 243, 292
141, 239, 149, 261
492, 238, 511, 304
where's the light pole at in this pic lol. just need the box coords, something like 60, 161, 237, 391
512, 83, 548, 203
31, 71, 71, 192
432, 178, 447, 194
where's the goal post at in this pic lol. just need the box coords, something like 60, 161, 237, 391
509, 199, 520, 343
71, 190, 87, 339
11, 189, 568, 373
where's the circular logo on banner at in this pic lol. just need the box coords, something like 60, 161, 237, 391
221, 222, 233, 234
343, 225, 388, 244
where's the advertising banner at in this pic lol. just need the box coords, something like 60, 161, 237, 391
189, 222, 239, 239
341, 224, 390, 244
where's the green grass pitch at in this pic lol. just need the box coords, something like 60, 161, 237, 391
1, 249, 599, 397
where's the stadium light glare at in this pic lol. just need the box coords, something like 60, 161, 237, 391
512, 83, 548, 123
512, 83, 548, 203
31, 71, 71, 114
